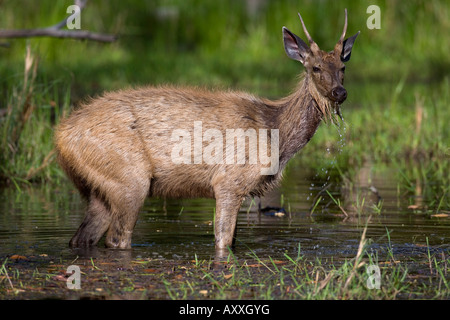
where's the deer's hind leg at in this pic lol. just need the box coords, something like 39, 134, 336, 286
68, 158, 151, 249
104, 172, 150, 249
69, 194, 112, 248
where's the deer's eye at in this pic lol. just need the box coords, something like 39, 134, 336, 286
312, 66, 321, 73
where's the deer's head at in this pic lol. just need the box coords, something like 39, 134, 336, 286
283, 9, 359, 113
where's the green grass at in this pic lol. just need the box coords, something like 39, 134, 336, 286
1, 1, 448, 89
158, 233, 450, 300
0, 45, 71, 185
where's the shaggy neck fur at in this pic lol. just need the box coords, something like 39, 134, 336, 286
269, 73, 335, 169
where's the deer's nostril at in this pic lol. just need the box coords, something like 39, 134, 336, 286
331, 87, 347, 102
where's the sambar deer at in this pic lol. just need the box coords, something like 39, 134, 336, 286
55, 9, 359, 256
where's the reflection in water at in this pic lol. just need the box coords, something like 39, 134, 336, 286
0, 162, 449, 262
340, 159, 382, 216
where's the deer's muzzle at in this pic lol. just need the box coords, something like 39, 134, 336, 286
330, 86, 347, 104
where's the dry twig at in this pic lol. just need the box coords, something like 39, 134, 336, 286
343, 215, 372, 290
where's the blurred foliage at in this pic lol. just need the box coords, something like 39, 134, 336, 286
0, 0, 448, 99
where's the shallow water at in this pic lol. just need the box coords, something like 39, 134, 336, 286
1, 162, 449, 264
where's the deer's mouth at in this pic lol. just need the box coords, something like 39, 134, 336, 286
329, 86, 347, 104
334, 103, 343, 121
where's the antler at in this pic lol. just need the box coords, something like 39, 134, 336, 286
334, 8, 348, 53
298, 12, 320, 53
297, 12, 314, 44
339, 8, 348, 43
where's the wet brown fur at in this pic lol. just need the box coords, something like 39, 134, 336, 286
55, 80, 324, 249
54, 11, 358, 253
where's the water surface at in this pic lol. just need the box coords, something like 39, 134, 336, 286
1, 162, 448, 264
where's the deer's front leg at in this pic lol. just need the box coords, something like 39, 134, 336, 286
214, 193, 244, 257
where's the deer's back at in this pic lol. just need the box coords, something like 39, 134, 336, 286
55, 86, 281, 199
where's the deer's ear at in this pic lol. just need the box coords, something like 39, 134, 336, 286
283, 27, 310, 64
341, 31, 360, 62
